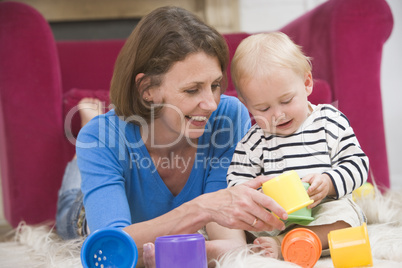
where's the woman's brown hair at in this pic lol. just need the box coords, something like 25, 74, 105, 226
110, 6, 229, 122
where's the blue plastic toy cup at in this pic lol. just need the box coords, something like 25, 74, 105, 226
155, 234, 207, 268
81, 227, 138, 268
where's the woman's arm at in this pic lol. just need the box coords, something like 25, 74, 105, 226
125, 176, 287, 267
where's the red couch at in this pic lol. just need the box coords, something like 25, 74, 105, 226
0, 0, 394, 227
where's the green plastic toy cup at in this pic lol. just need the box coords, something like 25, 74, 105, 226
286, 182, 315, 225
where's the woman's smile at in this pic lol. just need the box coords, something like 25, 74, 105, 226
185, 115, 209, 127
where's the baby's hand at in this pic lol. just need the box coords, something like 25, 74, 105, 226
301, 173, 333, 208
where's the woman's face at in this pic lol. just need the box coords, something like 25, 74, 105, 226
147, 52, 222, 144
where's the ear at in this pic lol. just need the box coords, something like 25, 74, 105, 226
304, 72, 313, 96
135, 73, 153, 102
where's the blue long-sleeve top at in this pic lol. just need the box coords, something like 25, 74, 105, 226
76, 95, 251, 232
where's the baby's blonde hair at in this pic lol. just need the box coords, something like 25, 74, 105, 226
231, 32, 312, 95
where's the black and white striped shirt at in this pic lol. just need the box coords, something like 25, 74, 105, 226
227, 104, 369, 199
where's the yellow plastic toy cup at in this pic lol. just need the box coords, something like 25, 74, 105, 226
282, 228, 322, 268
287, 182, 315, 224
328, 223, 373, 268
262, 171, 314, 215
352, 182, 375, 201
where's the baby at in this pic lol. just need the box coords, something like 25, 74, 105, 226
227, 32, 369, 258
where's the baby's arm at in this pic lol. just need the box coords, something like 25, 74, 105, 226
325, 128, 369, 198
318, 106, 369, 199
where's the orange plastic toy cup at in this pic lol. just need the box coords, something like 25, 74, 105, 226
328, 223, 373, 268
262, 171, 314, 215
281, 228, 322, 268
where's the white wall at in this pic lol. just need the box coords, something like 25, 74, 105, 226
239, 0, 402, 189
239, 0, 327, 33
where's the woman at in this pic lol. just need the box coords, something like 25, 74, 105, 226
56, 6, 287, 267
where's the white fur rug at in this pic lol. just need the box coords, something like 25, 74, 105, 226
1, 187, 402, 268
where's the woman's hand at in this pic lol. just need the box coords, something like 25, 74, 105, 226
302, 173, 335, 208
200, 176, 287, 232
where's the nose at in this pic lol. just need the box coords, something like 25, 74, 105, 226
272, 107, 285, 123
199, 89, 218, 111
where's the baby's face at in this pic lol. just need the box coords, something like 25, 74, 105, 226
239, 68, 313, 136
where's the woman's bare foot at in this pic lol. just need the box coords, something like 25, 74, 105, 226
253, 236, 283, 259
78, 98, 104, 127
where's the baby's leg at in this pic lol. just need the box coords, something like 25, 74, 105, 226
253, 220, 350, 259
253, 235, 284, 259
301, 220, 350, 249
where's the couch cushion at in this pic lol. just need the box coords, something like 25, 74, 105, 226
310, 79, 332, 105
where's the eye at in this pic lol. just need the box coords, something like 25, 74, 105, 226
259, 107, 270, 112
282, 97, 293, 104
211, 82, 221, 91
185, 89, 198, 94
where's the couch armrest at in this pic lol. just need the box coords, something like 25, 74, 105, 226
0, 2, 67, 227
280, 0, 393, 189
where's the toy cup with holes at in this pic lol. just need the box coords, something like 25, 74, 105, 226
81, 227, 138, 268
155, 234, 207, 268
287, 182, 315, 225
281, 228, 322, 268
262, 170, 314, 215
328, 223, 373, 268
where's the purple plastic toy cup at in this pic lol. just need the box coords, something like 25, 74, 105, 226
155, 234, 207, 268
